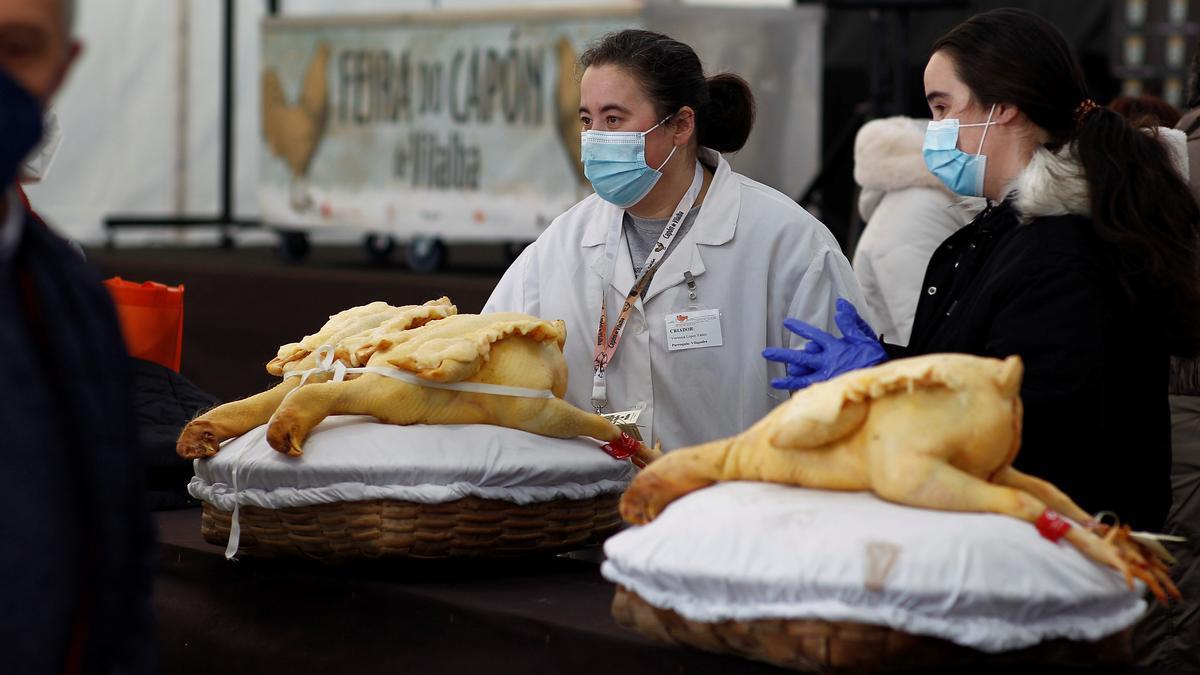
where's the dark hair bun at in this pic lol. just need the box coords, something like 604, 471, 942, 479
699, 73, 756, 153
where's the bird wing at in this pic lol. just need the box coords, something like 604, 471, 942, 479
300, 43, 330, 125
372, 313, 567, 383
767, 354, 967, 449
266, 298, 456, 376
261, 69, 288, 156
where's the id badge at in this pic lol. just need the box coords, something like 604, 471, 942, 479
601, 406, 644, 441
664, 308, 723, 351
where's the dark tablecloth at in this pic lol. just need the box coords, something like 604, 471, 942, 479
153, 509, 788, 675
153, 509, 1171, 675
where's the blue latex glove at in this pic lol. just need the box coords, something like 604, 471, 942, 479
763, 299, 888, 391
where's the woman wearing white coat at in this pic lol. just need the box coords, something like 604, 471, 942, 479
484, 30, 866, 451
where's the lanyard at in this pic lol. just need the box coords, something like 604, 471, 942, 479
591, 161, 704, 412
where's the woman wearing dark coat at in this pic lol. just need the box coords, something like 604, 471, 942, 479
767, 9, 1200, 534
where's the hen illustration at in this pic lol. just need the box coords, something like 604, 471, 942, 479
262, 42, 330, 210
178, 300, 657, 467
621, 354, 1180, 602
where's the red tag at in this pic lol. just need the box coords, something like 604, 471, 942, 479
1036, 509, 1071, 542
601, 432, 638, 461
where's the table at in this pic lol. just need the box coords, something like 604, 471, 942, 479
154, 509, 1166, 675
153, 509, 788, 675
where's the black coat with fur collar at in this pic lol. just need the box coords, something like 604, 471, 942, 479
900, 196, 1170, 531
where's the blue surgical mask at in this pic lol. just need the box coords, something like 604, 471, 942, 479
581, 115, 677, 208
0, 69, 44, 189
922, 104, 997, 198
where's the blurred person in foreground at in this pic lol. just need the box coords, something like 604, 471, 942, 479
850, 116, 983, 346
0, 0, 156, 673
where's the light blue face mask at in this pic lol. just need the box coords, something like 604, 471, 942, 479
922, 104, 997, 198
581, 115, 677, 208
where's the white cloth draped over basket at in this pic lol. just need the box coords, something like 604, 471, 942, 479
189, 416, 637, 510
601, 481, 1147, 653
191, 416, 637, 558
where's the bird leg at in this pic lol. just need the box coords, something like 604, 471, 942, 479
867, 451, 1159, 594
177, 378, 302, 459
991, 466, 1180, 603
620, 439, 732, 524
506, 398, 659, 468
989, 466, 1092, 523
266, 379, 356, 456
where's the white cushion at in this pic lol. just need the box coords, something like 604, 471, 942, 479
189, 415, 636, 510
601, 481, 1146, 653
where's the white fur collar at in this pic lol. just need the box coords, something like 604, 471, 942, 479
1010, 127, 1188, 220
1008, 144, 1090, 219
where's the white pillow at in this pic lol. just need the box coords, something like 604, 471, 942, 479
601, 481, 1146, 653
189, 415, 636, 510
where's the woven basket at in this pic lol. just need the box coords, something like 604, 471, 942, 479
200, 493, 622, 561
611, 586, 1132, 672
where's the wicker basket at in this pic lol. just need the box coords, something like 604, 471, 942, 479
611, 586, 1132, 672
200, 493, 622, 561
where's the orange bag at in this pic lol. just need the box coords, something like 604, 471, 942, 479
103, 277, 185, 372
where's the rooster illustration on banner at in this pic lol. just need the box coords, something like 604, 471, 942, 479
555, 36, 588, 186
262, 43, 331, 211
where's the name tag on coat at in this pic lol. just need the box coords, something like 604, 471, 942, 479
665, 308, 723, 351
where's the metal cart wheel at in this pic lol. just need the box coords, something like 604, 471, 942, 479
364, 233, 397, 265
277, 229, 311, 262
404, 236, 446, 273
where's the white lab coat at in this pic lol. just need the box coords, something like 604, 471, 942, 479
484, 148, 868, 450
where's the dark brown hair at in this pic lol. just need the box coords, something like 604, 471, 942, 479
934, 8, 1200, 355
1109, 95, 1182, 129
579, 29, 755, 154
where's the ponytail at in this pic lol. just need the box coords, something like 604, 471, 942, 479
698, 73, 755, 153
1074, 107, 1200, 354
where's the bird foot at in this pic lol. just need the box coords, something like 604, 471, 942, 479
1091, 523, 1181, 605
177, 420, 223, 459
266, 411, 307, 457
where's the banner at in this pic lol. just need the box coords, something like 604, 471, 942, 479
259, 9, 638, 241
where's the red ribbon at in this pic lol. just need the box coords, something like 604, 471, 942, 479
1036, 509, 1071, 542
601, 432, 638, 461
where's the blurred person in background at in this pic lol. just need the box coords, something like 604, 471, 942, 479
1110, 94, 1182, 129
850, 116, 983, 346
0, 0, 156, 673
1131, 53, 1200, 675
1179, 49, 1200, 205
